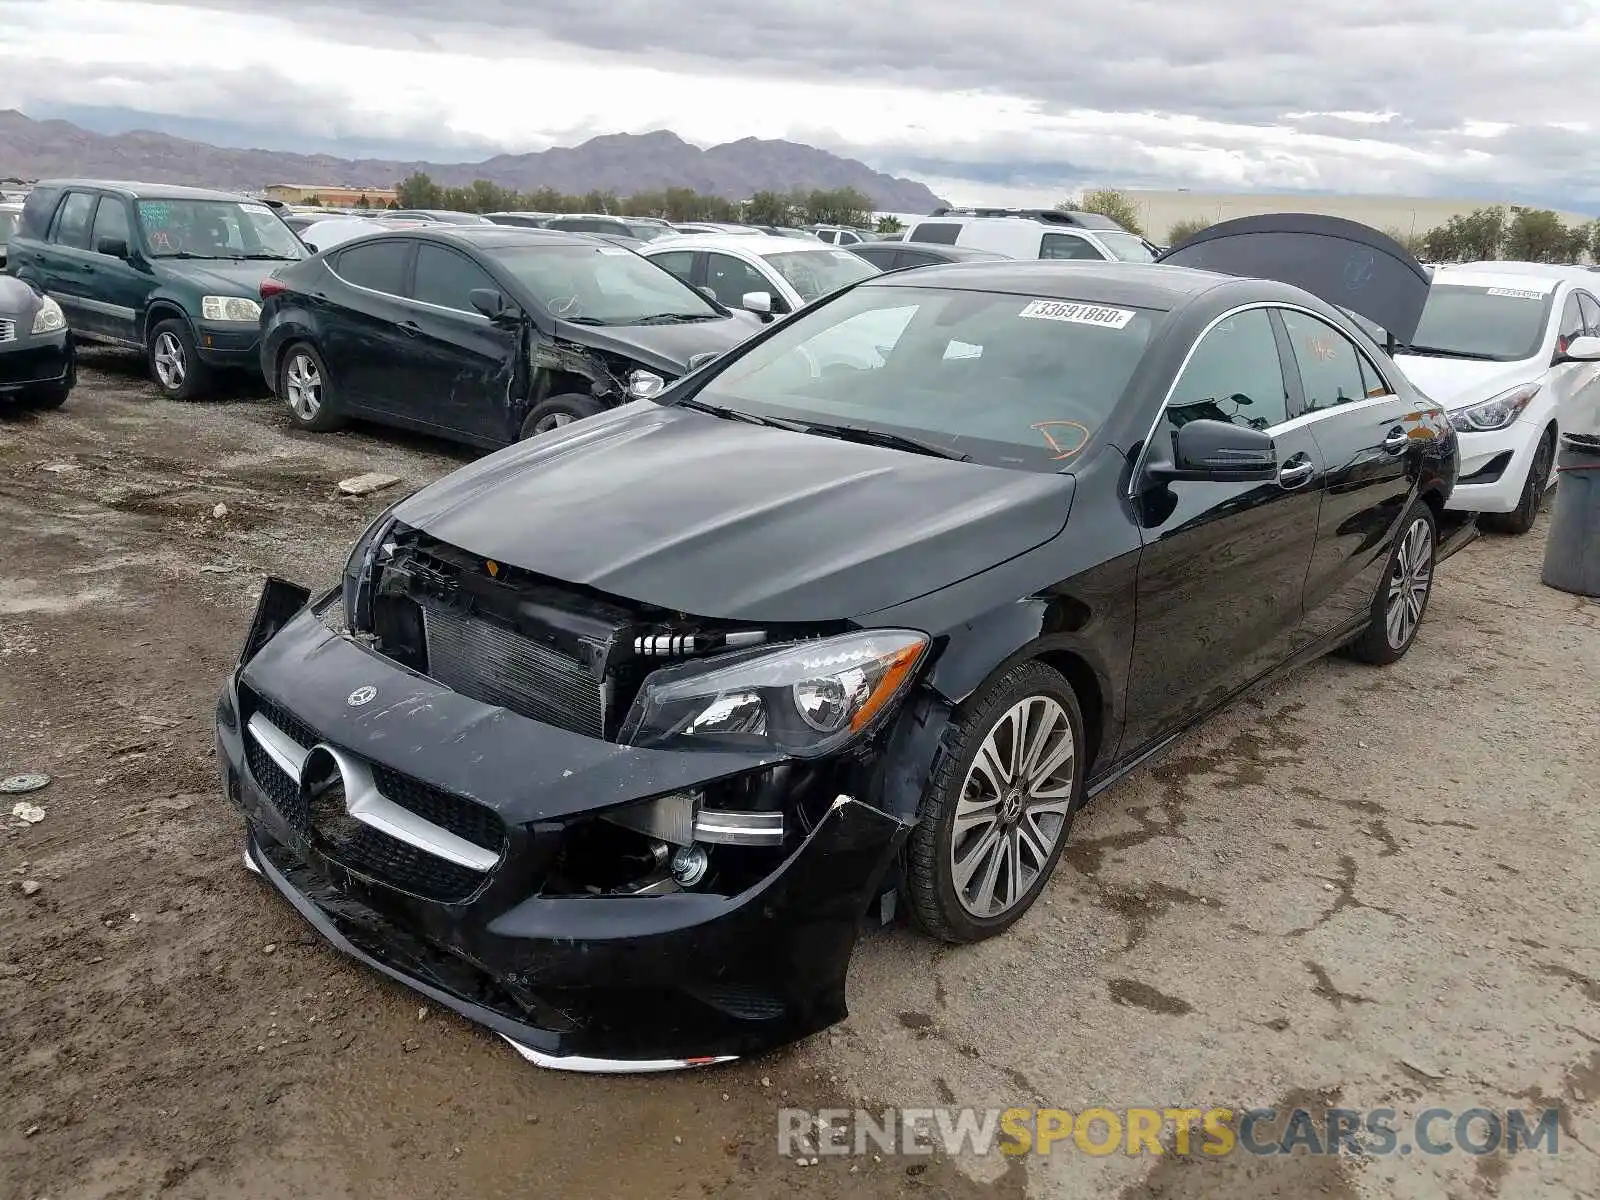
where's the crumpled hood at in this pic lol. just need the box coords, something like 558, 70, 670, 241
390, 401, 1075, 622
1391, 354, 1542, 411
557, 313, 761, 376
167, 257, 291, 296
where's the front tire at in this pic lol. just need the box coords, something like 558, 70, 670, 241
1345, 500, 1437, 665
904, 660, 1084, 944
147, 318, 213, 401
20, 366, 73, 410
278, 342, 343, 432
519, 393, 605, 440
1480, 427, 1554, 536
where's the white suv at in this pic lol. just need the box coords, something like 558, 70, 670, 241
904, 209, 1156, 263
1392, 262, 1600, 534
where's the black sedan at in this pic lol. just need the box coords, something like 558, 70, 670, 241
847, 240, 1009, 272
258, 227, 762, 445
0, 275, 75, 409
218, 222, 1462, 1069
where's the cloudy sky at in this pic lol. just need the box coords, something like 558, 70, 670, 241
3, 0, 1599, 209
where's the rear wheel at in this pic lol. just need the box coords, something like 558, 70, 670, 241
278, 342, 343, 432
147, 318, 213, 401
519, 393, 605, 440
1345, 500, 1437, 665
1480, 427, 1554, 536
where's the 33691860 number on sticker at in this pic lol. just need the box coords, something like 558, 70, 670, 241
1018, 299, 1136, 329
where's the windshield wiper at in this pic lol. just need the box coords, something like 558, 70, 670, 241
674, 397, 808, 430
1399, 345, 1502, 361
561, 316, 607, 325
241, 253, 301, 260
634, 312, 718, 325
798, 421, 971, 461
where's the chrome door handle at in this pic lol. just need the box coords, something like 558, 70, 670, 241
1278, 459, 1315, 488
1382, 428, 1409, 452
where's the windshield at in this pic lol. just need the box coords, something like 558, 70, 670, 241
758, 248, 878, 302
671, 284, 1161, 470
135, 199, 305, 260
626, 223, 673, 241
1405, 283, 1555, 361
1096, 231, 1156, 263
490, 243, 724, 325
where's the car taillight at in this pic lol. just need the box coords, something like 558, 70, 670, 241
259, 277, 288, 300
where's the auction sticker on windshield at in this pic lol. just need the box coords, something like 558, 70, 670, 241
241, 203, 272, 215
1485, 287, 1549, 300
1019, 299, 1136, 329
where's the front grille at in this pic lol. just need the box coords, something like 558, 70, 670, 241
0, 318, 15, 344
418, 600, 605, 738
239, 688, 505, 902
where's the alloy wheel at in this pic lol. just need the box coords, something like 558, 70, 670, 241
153, 332, 186, 391
949, 696, 1076, 919
535, 412, 574, 434
284, 353, 322, 420
1385, 517, 1433, 649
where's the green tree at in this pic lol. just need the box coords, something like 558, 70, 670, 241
1381, 227, 1429, 260
303, 194, 323, 207
394, 171, 442, 209
803, 187, 872, 227
743, 190, 792, 226
1504, 208, 1574, 262
1590, 219, 1600, 261
875, 215, 905, 234
1060, 188, 1145, 236
1165, 216, 1211, 246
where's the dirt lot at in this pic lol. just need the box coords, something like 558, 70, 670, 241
2, 351, 1598, 1200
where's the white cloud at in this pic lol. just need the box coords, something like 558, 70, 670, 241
1, 0, 1598, 207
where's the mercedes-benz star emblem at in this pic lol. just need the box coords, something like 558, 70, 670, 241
347, 685, 377, 707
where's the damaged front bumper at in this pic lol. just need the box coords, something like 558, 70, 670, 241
216, 581, 911, 1070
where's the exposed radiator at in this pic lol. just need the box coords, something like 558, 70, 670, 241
419, 600, 606, 738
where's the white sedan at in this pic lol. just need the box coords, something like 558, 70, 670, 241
638, 233, 878, 318
295, 216, 432, 254
1393, 262, 1600, 534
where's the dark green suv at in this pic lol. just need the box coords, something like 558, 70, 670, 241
6, 181, 305, 399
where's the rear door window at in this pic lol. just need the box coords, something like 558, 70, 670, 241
908, 223, 961, 245
411, 243, 497, 312
50, 192, 97, 249
335, 239, 410, 295
1039, 233, 1102, 261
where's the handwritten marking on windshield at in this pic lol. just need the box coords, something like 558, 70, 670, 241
1032, 420, 1091, 460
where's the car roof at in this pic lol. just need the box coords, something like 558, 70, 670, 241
645, 233, 856, 254
32, 179, 253, 202
865, 260, 1233, 309
1443, 261, 1595, 285
363, 225, 609, 251
858, 241, 1008, 260
1430, 266, 1568, 293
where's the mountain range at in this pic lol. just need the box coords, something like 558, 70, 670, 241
0, 111, 944, 211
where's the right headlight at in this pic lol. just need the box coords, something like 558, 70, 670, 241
619, 629, 929, 757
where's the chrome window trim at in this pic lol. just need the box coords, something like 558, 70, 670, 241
1126, 300, 1400, 498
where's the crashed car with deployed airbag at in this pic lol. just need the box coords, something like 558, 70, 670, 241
218, 221, 1464, 1070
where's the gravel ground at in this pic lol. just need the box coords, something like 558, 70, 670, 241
2, 351, 1598, 1199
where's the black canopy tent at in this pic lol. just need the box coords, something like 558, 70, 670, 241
1156, 213, 1432, 350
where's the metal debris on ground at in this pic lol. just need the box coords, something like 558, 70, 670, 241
337, 472, 402, 496
1, 773, 51, 795
11, 801, 47, 824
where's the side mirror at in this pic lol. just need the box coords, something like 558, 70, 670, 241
1556, 334, 1600, 364
96, 236, 129, 259
741, 290, 773, 316
1147, 418, 1277, 483
469, 287, 515, 323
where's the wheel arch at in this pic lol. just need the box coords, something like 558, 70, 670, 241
141, 298, 190, 343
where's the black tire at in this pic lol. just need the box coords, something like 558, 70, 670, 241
1345, 499, 1437, 665
1479, 427, 1555, 536
147, 317, 213, 401
519, 393, 605, 440
277, 342, 344, 432
20, 366, 73, 410
904, 660, 1085, 944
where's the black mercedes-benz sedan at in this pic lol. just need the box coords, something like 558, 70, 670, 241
0, 274, 75, 409
218, 221, 1464, 1070
258, 226, 763, 446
